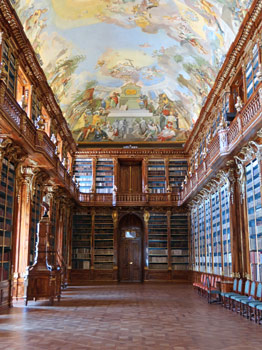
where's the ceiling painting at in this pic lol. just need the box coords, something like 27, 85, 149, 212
12, 0, 252, 143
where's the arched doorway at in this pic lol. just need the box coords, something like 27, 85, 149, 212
118, 214, 143, 282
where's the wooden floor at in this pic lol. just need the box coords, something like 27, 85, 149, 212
1, 283, 262, 350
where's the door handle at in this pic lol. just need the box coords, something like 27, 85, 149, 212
129, 261, 133, 265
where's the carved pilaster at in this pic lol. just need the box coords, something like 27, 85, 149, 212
143, 210, 150, 280
112, 210, 118, 280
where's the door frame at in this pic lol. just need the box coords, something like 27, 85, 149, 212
118, 213, 144, 282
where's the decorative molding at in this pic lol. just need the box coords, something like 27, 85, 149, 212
76, 149, 186, 157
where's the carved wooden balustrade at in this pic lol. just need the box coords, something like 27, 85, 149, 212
0, 80, 78, 199
181, 84, 262, 204
79, 192, 180, 207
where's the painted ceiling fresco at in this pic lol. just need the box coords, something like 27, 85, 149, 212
13, 0, 252, 143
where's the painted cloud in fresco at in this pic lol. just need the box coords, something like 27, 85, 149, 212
12, 0, 252, 143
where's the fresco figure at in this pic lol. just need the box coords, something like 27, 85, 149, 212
157, 121, 176, 141
93, 126, 108, 141
144, 121, 158, 141
139, 118, 147, 134
110, 92, 119, 108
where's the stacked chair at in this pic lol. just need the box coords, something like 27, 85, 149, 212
193, 273, 220, 302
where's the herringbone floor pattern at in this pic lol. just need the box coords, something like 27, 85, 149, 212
0, 283, 262, 349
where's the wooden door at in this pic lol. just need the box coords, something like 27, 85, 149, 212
119, 161, 142, 193
119, 214, 143, 282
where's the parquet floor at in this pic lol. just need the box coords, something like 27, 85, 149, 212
1, 283, 262, 350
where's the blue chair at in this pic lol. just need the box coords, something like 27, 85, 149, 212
220, 278, 238, 308
221, 279, 243, 309
231, 280, 254, 315
246, 283, 262, 322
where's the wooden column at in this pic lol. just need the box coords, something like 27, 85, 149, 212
234, 160, 248, 278
90, 208, 95, 280
113, 157, 118, 189
143, 210, 150, 281
112, 210, 118, 281
92, 158, 97, 194
13, 166, 39, 299
165, 159, 170, 192
227, 166, 241, 277
241, 62, 247, 103
142, 158, 148, 192
56, 197, 64, 261
167, 210, 172, 280
66, 203, 74, 285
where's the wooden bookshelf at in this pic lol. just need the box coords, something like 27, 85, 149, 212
50, 200, 57, 254
199, 204, 205, 272
73, 158, 93, 193
148, 213, 168, 270
168, 160, 187, 192
94, 214, 114, 270
95, 159, 114, 194
205, 197, 212, 273
212, 191, 222, 275
29, 184, 42, 265
246, 158, 262, 281
1, 39, 16, 96
0, 157, 15, 282
221, 183, 232, 277
170, 213, 189, 271
193, 208, 199, 271
72, 213, 92, 269
246, 44, 259, 100
148, 160, 166, 193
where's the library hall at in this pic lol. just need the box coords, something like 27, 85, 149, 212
1, 0, 262, 349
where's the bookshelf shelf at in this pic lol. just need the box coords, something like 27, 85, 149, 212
205, 197, 212, 273
221, 183, 232, 277
199, 204, 205, 272
2, 40, 16, 96
73, 159, 93, 193
212, 190, 222, 275
246, 158, 262, 281
148, 160, 166, 193
148, 213, 168, 269
0, 157, 15, 282
168, 160, 188, 192
95, 159, 114, 194
170, 213, 189, 271
94, 214, 114, 270
72, 213, 92, 269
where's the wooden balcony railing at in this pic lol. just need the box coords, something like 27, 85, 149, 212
0, 80, 77, 199
79, 192, 180, 206
181, 83, 262, 203
0, 80, 22, 130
